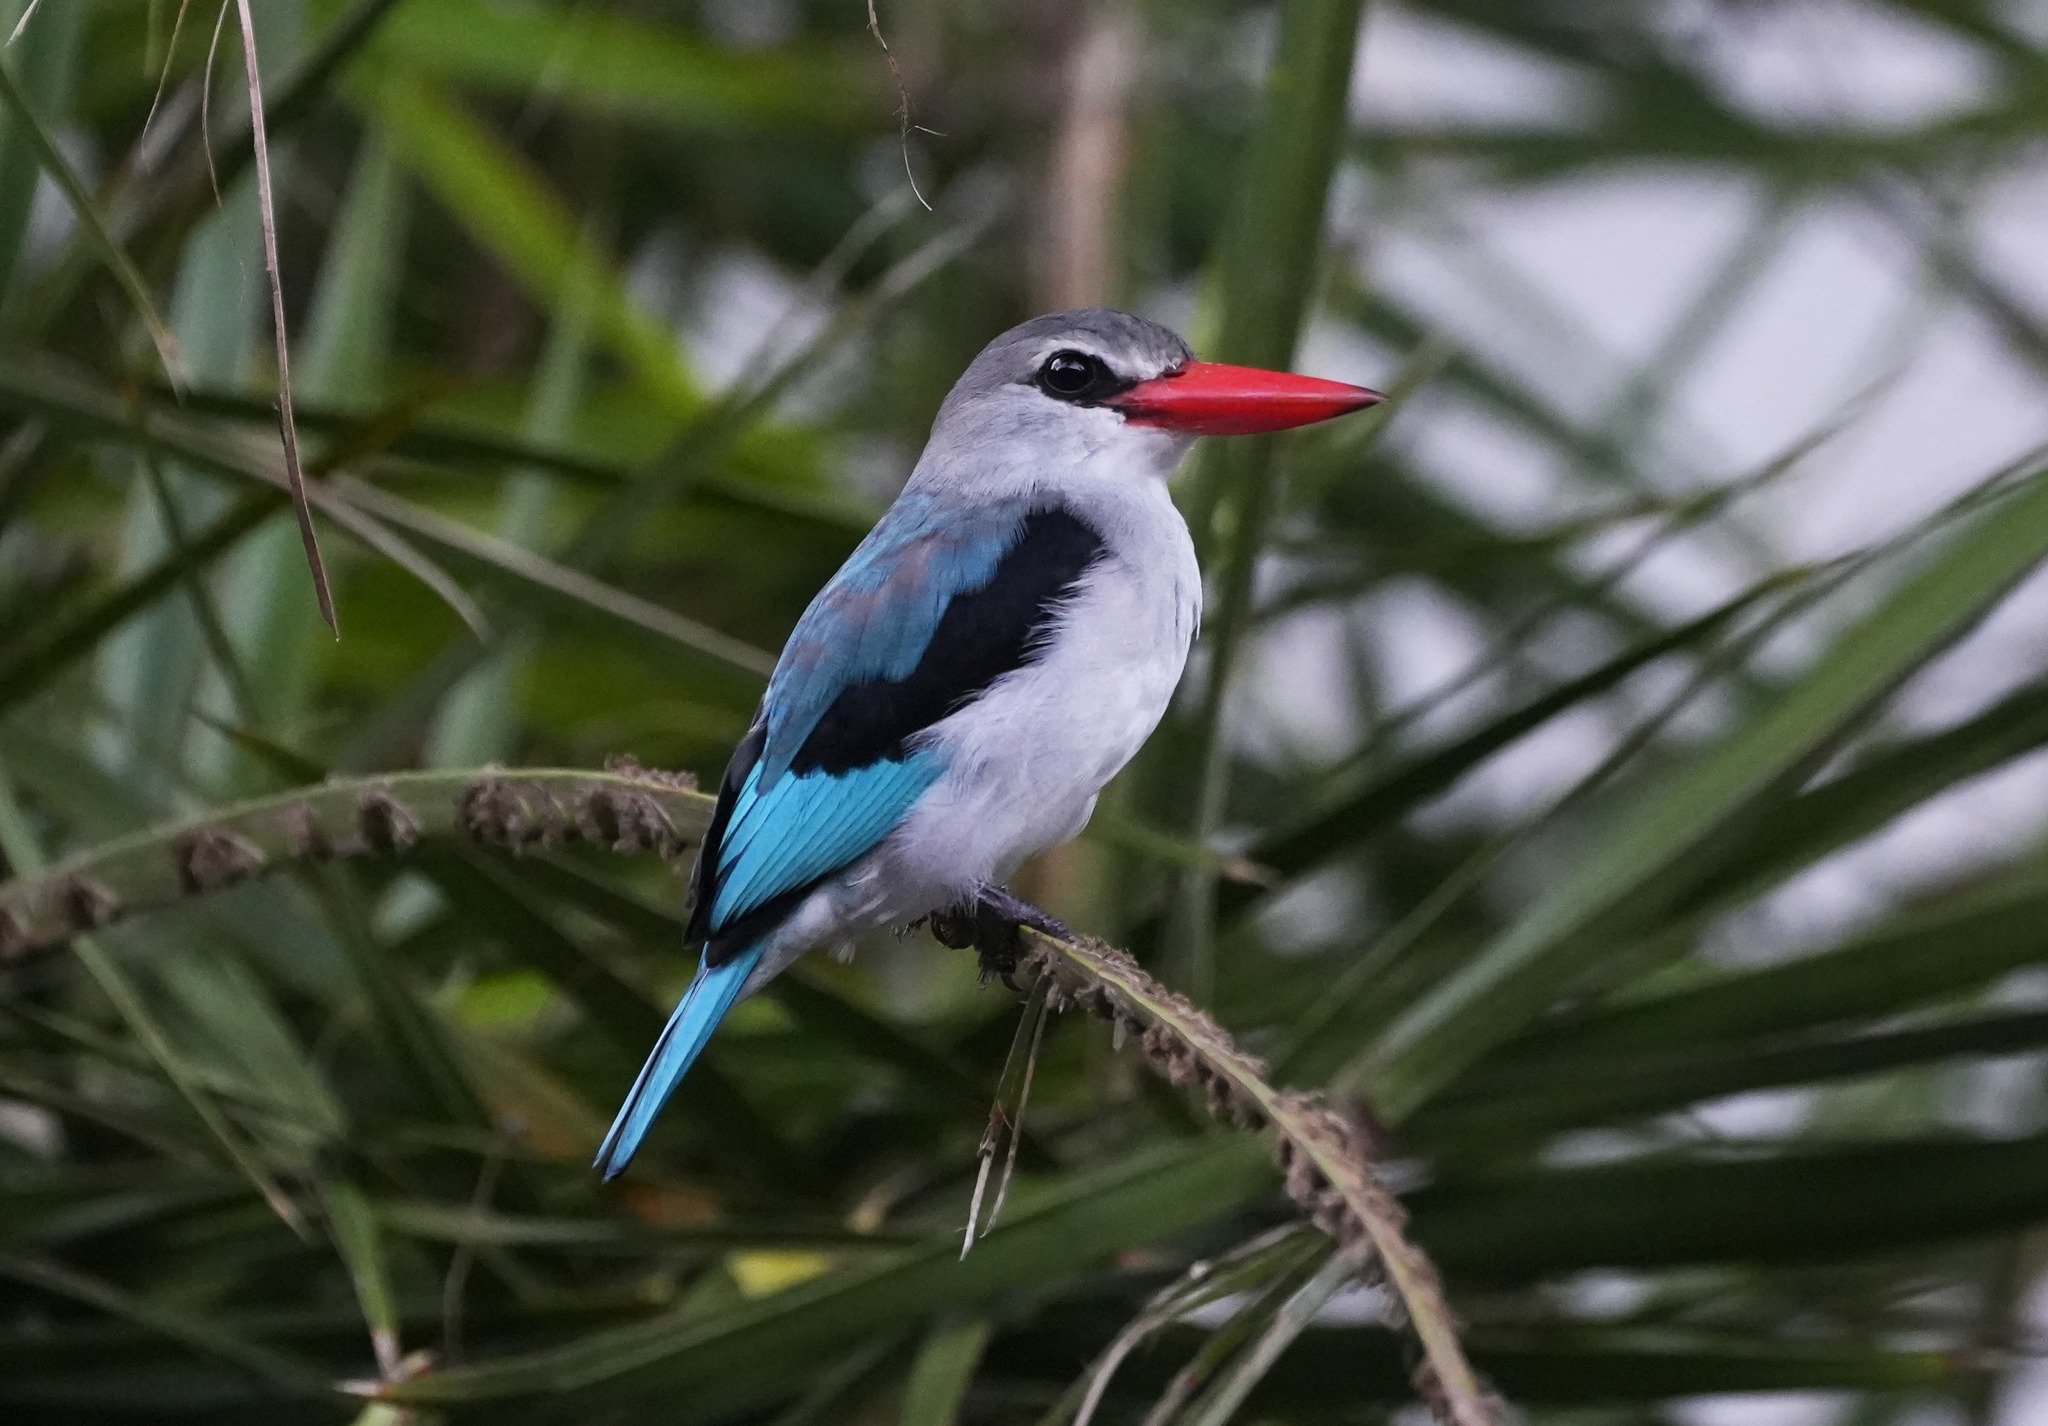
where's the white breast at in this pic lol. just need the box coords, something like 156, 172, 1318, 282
882, 474, 1201, 909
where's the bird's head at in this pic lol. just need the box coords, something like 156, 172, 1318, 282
921, 308, 1382, 492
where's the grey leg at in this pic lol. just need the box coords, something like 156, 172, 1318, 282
975, 884, 1077, 943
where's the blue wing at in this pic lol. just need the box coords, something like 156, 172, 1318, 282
708, 753, 942, 928
597, 495, 1105, 1178
595, 747, 941, 1179
686, 491, 1046, 948
755, 492, 1032, 790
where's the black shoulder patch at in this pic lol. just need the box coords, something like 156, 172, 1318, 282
791, 506, 1106, 777
685, 506, 1106, 962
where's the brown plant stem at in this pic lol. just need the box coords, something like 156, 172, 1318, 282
231, 0, 334, 630
0, 764, 701, 958
0, 764, 1497, 1425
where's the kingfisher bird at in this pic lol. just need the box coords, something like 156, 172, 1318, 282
597, 308, 1380, 1178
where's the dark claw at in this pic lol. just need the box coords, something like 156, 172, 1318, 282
971, 902, 1022, 987
927, 905, 977, 951
921, 886, 1074, 994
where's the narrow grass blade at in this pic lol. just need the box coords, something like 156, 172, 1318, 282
331, 475, 772, 676
368, 0, 879, 134
1166, 0, 1370, 997
1419, 1008, 2048, 1146
141, 454, 259, 723
1244, 569, 1802, 886
320, 1178, 403, 1379
1365, 462, 2048, 1121
362, 74, 706, 416
131, 376, 874, 530
377, 1198, 916, 1254
0, 57, 182, 383
898, 1314, 991, 1426
0, 762, 306, 1236
302, 859, 487, 1127
1045, 1226, 1322, 1426
0, 490, 277, 716
1176, 1249, 1358, 1426
1413, 1130, 2048, 1281
369, 1140, 1271, 1408
1518, 864, 2048, 1065
1135, 1261, 1309, 1426
1013, 1322, 1971, 1404
304, 484, 488, 636
0, 1251, 326, 1392
231, 0, 333, 630
0, 0, 83, 306
1659, 677, 2048, 925
425, 237, 595, 767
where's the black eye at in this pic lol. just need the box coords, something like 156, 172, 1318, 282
1038, 350, 1111, 400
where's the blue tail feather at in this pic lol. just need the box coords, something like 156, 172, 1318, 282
594, 943, 766, 1180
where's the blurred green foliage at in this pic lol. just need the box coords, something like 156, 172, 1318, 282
2, 1, 2048, 1422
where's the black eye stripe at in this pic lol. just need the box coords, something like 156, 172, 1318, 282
1033, 349, 1130, 405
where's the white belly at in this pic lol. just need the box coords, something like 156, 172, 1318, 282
740, 474, 1202, 995
877, 506, 1199, 916
743, 535, 1197, 994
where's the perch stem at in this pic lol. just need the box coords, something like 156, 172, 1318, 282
0, 765, 1496, 1425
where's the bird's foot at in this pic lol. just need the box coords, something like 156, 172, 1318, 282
975, 885, 1078, 944
922, 889, 1076, 993
973, 912, 1024, 992
973, 886, 1080, 991
925, 905, 978, 951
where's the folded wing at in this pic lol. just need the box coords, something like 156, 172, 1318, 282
598, 495, 1105, 1177
689, 494, 1106, 962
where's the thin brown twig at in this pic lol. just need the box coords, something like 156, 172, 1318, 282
230, 0, 336, 631
1022, 934, 1501, 1426
863, 0, 931, 212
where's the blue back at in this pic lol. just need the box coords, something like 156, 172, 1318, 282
757, 492, 1033, 790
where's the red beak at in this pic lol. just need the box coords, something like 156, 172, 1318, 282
1108, 360, 1383, 436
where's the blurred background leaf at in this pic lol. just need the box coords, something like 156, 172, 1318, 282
2, 1, 2048, 1423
